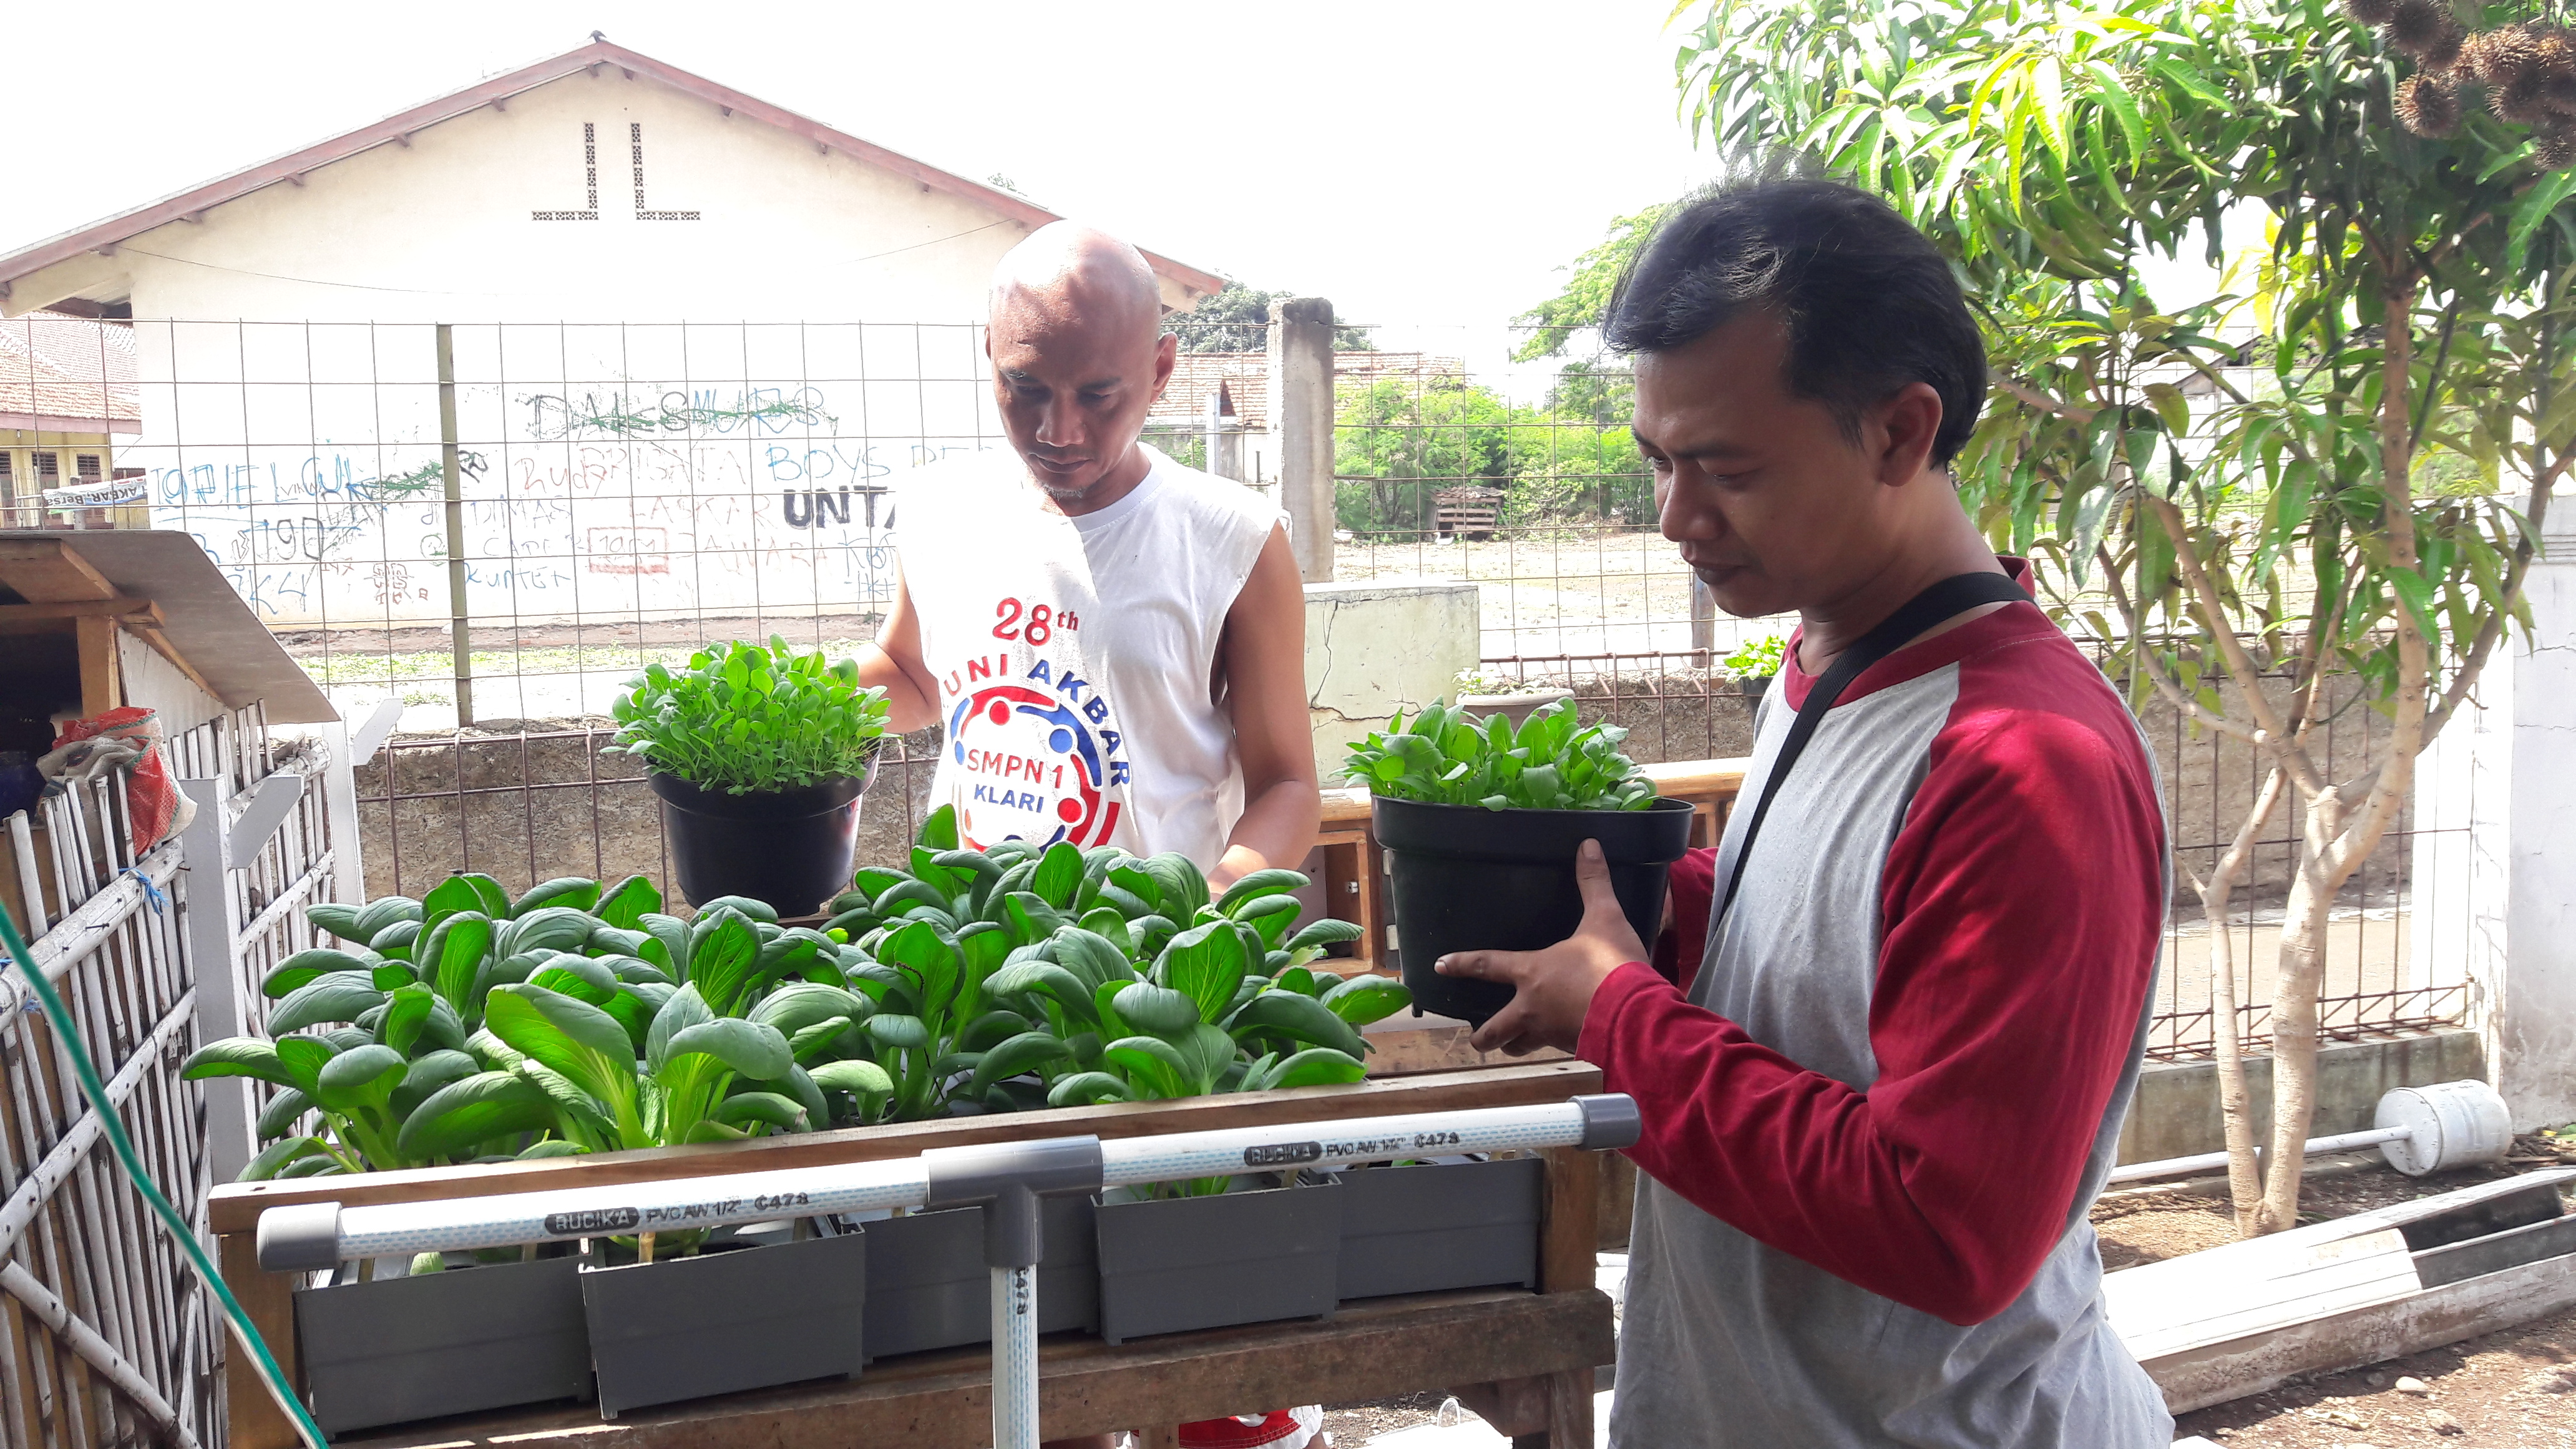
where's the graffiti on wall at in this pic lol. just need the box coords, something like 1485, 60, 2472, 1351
137, 381, 973, 628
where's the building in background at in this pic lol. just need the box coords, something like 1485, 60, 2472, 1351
0, 311, 141, 529
0, 37, 1223, 634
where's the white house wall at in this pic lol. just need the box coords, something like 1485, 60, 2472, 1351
93, 67, 1073, 634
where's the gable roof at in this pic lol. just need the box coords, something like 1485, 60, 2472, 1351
0, 312, 139, 434
0, 39, 1224, 308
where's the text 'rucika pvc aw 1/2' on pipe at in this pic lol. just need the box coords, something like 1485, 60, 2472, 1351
255, 1094, 1643, 1449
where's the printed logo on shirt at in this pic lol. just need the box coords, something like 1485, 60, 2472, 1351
942, 653, 1131, 850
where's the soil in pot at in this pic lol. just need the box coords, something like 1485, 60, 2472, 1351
296, 1254, 589, 1435
580, 1228, 866, 1418
649, 752, 877, 916
1335, 1158, 1544, 1301
862, 1196, 1098, 1360
1375, 793, 1695, 1025
1095, 1180, 1343, 1345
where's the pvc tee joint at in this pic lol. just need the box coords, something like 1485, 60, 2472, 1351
254, 1093, 1641, 1271
924, 1136, 1105, 1270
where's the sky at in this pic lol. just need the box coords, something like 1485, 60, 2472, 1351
10, 1, 1712, 366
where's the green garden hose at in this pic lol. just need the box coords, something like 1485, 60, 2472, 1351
0, 899, 328, 1449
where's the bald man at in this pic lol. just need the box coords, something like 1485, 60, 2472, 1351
857, 223, 1320, 892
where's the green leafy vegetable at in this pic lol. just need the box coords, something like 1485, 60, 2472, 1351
605, 637, 891, 794
1342, 700, 1656, 812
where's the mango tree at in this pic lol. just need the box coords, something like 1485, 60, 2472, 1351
1675, 0, 2575, 1232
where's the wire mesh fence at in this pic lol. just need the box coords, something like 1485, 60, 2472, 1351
68, 313, 2474, 1061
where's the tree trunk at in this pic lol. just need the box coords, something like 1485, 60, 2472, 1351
2206, 768, 2288, 1232
2246, 789, 2351, 1234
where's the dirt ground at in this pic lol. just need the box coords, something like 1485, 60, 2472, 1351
1319, 1135, 2576, 1447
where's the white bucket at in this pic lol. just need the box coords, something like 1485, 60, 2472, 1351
2375, 1080, 2514, 1177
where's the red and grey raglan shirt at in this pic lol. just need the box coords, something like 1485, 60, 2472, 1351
1590, 562, 2172, 1448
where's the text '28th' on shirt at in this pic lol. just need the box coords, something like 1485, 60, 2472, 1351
1588, 564, 2173, 1448
894, 444, 1281, 869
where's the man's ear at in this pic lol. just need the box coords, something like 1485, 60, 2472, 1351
1149, 331, 1178, 403
1872, 382, 1945, 488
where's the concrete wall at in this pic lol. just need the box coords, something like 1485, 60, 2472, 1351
2113, 1029, 2487, 1166
1304, 580, 1480, 784
2416, 494, 2576, 1130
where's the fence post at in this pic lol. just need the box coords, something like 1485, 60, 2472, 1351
178, 774, 254, 1183
1204, 380, 1244, 484
437, 323, 474, 728
1689, 576, 1716, 668
1269, 298, 1335, 582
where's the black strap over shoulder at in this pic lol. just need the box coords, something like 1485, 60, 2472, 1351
1715, 570, 2031, 920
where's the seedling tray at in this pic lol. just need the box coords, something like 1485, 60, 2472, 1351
295, 1254, 589, 1435
580, 1229, 867, 1418
1335, 1158, 1543, 1301
1095, 1181, 1343, 1345
863, 1196, 1099, 1360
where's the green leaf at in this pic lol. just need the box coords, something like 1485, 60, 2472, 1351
1284, 919, 1364, 954
812, 1058, 896, 1096
512, 876, 602, 917
1141, 854, 1209, 920
1229, 990, 1368, 1058
313, 1043, 407, 1113
595, 874, 664, 930
1102, 1036, 1192, 1098
255, 1086, 313, 1140
1261, 1048, 1368, 1090
1108, 982, 1199, 1040
261, 949, 378, 998
378, 982, 437, 1056
426, 912, 494, 1014
395, 1071, 556, 1159
864, 1013, 930, 1050
483, 983, 641, 1106
968, 1030, 1075, 1097
713, 1091, 810, 1133
274, 1038, 338, 1098
688, 909, 765, 1015
1046, 1071, 1134, 1107
390, 1048, 481, 1116
268, 972, 388, 1035
1154, 922, 1249, 1030
749, 982, 864, 1037
917, 803, 960, 852
238, 1136, 329, 1183
1032, 842, 1086, 909
1319, 975, 1412, 1027
1219, 870, 1308, 915
878, 920, 962, 1019
180, 1037, 295, 1088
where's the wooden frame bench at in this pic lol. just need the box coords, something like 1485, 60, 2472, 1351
215, 1062, 1616, 1449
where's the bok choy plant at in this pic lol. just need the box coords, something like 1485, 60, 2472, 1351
1342, 698, 1656, 812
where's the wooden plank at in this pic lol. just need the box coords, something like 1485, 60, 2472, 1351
209, 1061, 1603, 1233
2145, 1247, 2576, 1414
2108, 1227, 2419, 1361
334, 1287, 1616, 1449
1539, 1148, 1599, 1296
1544, 1365, 1594, 1449
0, 598, 156, 625
218, 1231, 298, 1449
0, 541, 115, 603
71, 618, 120, 718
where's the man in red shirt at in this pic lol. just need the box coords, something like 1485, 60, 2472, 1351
1437, 178, 2171, 1445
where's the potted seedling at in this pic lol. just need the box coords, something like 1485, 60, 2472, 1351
822, 807, 1407, 1346
608, 637, 891, 916
187, 876, 671, 1433
1722, 632, 1787, 699
1345, 700, 1694, 1025
1451, 666, 1573, 731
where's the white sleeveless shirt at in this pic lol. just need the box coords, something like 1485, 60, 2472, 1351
893, 444, 1282, 868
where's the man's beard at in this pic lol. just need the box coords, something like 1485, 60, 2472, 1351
1034, 477, 1094, 500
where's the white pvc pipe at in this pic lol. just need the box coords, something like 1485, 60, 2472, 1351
328, 1155, 932, 1259
1096, 1100, 1594, 1188
2106, 1125, 2413, 1185
993, 1264, 1040, 1449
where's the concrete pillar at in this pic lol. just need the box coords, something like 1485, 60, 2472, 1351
178, 774, 254, 1183
1269, 298, 1336, 583
2414, 494, 2576, 1129
1205, 380, 1245, 484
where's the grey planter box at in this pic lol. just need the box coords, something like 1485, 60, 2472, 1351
581, 1229, 866, 1418
295, 1255, 589, 1435
1095, 1181, 1342, 1345
1335, 1158, 1543, 1302
864, 1197, 1099, 1360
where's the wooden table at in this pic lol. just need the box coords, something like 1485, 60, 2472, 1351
217, 1062, 1615, 1448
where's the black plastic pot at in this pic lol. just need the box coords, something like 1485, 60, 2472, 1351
295, 1255, 588, 1435
1094, 1181, 1342, 1345
1375, 794, 1696, 1025
1737, 674, 1774, 700
580, 1229, 866, 1418
1335, 1158, 1543, 1301
862, 1196, 1098, 1360
648, 753, 877, 916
